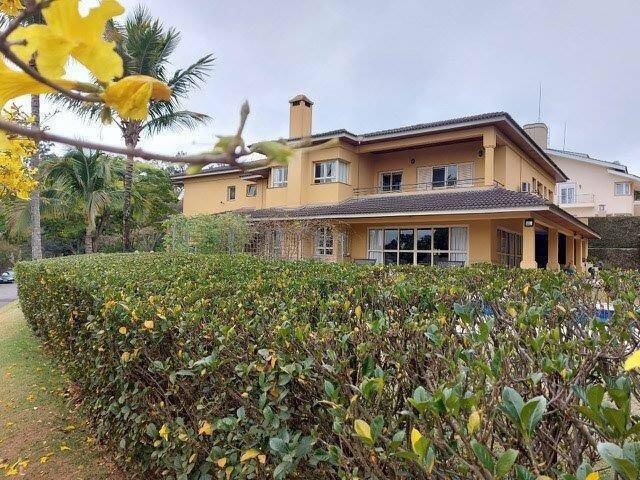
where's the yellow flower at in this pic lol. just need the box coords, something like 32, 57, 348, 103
8, 0, 124, 82
0, 0, 23, 16
586, 473, 600, 480
143, 320, 155, 330
101, 75, 172, 121
159, 424, 169, 441
198, 420, 213, 436
624, 350, 640, 371
0, 61, 77, 110
118, 326, 127, 335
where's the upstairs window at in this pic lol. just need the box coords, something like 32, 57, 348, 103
614, 182, 630, 196
521, 182, 531, 193
314, 159, 349, 184
380, 171, 403, 192
246, 184, 257, 197
432, 164, 458, 187
227, 185, 236, 201
558, 183, 576, 204
271, 166, 288, 188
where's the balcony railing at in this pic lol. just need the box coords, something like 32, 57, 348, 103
353, 178, 500, 196
556, 193, 595, 206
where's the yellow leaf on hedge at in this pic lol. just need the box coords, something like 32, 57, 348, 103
507, 307, 517, 317
198, 420, 213, 436
523, 284, 530, 295
467, 409, 481, 435
121, 351, 130, 362
102, 75, 172, 121
586, 473, 600, 480
410, 428, 423, 454
143, 320, 154, 330
159, 424, 169, 441
258, 454, 267, 464
354, 419, 372, 442
216, 457, 227, 468
240, 448, 260, 462
355, 305, 362, 319
118, 326, 127, 335
624, 350, 640, 371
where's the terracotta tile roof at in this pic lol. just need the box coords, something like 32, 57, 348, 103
247, 188, 549, 219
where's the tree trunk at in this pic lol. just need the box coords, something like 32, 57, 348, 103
122, 122, 141, 252
84, 226, 93, 254
29, 94, 43, 260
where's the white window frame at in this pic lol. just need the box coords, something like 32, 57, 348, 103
557, 182, 576, 204
379, 171, 403, 192
367, 226, 468, 266
521, 182, 531, 193
314, 159, 349, 184
614, 182, 630, 196
246, 184, 257, 197
271, 166, 288, 188
432, 164, 458, 188
227, 185, 236, 201
314, 227, 334, 257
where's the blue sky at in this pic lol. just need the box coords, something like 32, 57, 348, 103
45, 0, 640, 172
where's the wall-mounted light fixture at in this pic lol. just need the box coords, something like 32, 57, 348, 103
524, 218, 535, 228
478, 149, 484, 158
410, 158, 416, 164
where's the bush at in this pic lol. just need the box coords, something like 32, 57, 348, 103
164, 214, 250, 254
15, 254, 640, 479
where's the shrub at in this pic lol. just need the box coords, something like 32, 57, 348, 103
15, 254, 640, 479
164, 214, 250, 254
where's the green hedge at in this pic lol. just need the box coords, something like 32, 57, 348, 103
15, 254, 640, 479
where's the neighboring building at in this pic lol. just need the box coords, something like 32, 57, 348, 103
523, 123, 640, 219
176, 96, 599, 270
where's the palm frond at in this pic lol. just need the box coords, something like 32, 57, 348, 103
144, 109, 211, 136
168, 54, 215, 100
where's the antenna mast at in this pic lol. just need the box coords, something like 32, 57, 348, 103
562, 122, 567, 152
537, 82, 542, 122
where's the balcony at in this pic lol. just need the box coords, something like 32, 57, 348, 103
556, 193, 595, 207
353, 178, 500, 197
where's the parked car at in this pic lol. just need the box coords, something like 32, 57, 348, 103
0, 270, 14, 284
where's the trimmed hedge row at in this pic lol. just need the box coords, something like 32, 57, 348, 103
16, 254, 640, 479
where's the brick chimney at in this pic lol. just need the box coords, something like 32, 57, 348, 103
289, 94, 313, 138
523, 122, 549, 149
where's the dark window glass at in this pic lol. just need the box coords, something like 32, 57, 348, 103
417, 252, 431, 265
417, 229, 432, 250
432, 167, 445, 187
384, 252, 398, 265
384, 229, 398, 250
399, 229, 414, 250
391, 172, 403, 190
246, 184, 257, 197
433, 252, 449, 265
227, 186, 236, 200
399, 252, 414, 265
433, 228, 449, 250
315, 163, 322, 179
382, 174, 391, 190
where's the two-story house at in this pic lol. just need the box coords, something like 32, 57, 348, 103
523, 122, 640, 219
176, 95, 598, 270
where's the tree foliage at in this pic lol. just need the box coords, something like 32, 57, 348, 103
15, 256, 640, 479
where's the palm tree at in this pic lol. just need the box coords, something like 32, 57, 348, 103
56, 7, 214, 251
43, 149, 122, 254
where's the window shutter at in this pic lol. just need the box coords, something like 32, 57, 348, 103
458, 162, 474, 186
417, 166, 432, 189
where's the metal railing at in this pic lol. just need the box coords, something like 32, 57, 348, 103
353, 178, 499, 196
556, 193, 595, 206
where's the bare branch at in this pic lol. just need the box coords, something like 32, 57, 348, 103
0, 118, 251, 166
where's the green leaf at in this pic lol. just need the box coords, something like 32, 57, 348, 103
250, 141, 292, 164
602, 407, 628, 437
501, 387, 524, 424
495, 449, 518, 477
519, 396, 547, 435
515, 465, 536, 480
360, 377, 384, 399
370, 415, 384, 441
408, 386, 430, 415
269, 437, 288, 454
597, 442, 639, 479
470, 440, 495, 473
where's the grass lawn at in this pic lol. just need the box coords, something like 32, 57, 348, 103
0, 302, 125, 479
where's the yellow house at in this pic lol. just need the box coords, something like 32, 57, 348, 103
176, 95, 599, 270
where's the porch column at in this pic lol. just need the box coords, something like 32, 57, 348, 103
520, 219, 537, 269
483, 145, 495, 187
582, 239, 589, 263
547, 228, 560, 270
575, 237, 584, 272
565, 235, 575, 266
483, 128, 496, 187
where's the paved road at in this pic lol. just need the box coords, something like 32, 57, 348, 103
0, 283, 17, 308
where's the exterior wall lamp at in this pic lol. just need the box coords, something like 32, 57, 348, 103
524, 218, 535, 228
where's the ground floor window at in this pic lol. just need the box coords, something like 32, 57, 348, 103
315, 227, 333, 257
497, 229, 522, 268
367, 226, 468, 265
